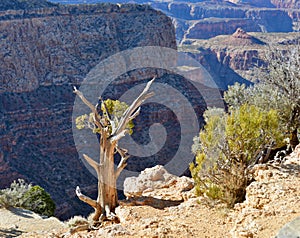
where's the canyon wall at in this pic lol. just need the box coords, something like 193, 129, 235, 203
0, 3, 176, 219
181, 30, 300, 85
166, 2, 293, 40
49, 1, 299, 41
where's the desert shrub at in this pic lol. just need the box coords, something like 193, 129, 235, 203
0, 179, 31, 208
224, 82, 295, 133
190, 105, 284, 207
66, 215, 88, 228
224, 45, 300, 140
258, 46, 300, 132
225, 82, 299, 149
22, 185, 56, 217
0, 180, 55, 217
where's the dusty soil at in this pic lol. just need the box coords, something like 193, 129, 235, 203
1, 146, 299, 238
0, 207, 65, 237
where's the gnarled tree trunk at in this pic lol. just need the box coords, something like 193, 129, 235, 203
74, 78, 155, 223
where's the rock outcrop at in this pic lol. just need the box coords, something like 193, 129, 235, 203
0, 3, 176, 220
276, 216, 300, 238
230, 28, 266, 45
123, 165, 194, 200
0, 207, 65, 237
230, 145, 300, 238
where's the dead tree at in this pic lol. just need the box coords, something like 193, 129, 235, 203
73, 78, 155, 223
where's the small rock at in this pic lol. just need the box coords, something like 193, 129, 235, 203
123, 165, 193, 199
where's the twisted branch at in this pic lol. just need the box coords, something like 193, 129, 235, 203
112, 78, 155, 138
75, 186, 100, 210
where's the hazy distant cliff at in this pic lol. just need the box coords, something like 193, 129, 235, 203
49, 1, 298, 41
0, 3, 176, 219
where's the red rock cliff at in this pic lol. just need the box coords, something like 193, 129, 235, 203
0, 3, 176, 220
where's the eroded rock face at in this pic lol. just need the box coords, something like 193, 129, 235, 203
160, 2, 294, 41
0, 0, 57, 11
230, 145, 300, 238
228, 0, 275, 8
183, 8, 293, 40
0, 3, 176, 220
182, 31, 300, 84
0, 4, 175, 93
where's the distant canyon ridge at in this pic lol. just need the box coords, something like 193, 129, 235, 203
49, 0, 300, 83
50, 0, 300, 40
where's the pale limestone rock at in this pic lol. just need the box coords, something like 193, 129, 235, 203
123, 165, 193, 199
230, 150, 300, 238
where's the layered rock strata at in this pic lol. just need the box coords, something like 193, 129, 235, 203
0, 3, 176, 219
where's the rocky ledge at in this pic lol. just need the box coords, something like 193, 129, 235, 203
0, 145, 298, 237
230, 145, 300, 238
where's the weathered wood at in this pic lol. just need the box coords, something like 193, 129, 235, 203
74, 78, 155, 224
73, 86, 103, 130
75, 186, 99, 210
113, 78, 155, 136
82, 154, 101, 173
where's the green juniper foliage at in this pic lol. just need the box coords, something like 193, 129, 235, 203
22, 185, 56, 217
76, 99, 134, 135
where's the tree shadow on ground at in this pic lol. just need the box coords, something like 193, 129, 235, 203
9, 207, 35, 219
120, 196, 183, 209
0, 228, 23, 238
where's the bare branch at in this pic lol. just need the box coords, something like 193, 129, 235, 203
115, 156, 129, 179
73, 86, 103, 130
111, 129, 128, 142
83, 154, 101, 173
73, 86, 97, 114
115, 146, 130, 178
129, 107, 141, 120
75, 186, 99, 209
115, 146, 128, 157
112, 77, 155, 137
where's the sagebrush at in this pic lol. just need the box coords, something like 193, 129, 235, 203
190, 105, 284, 207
